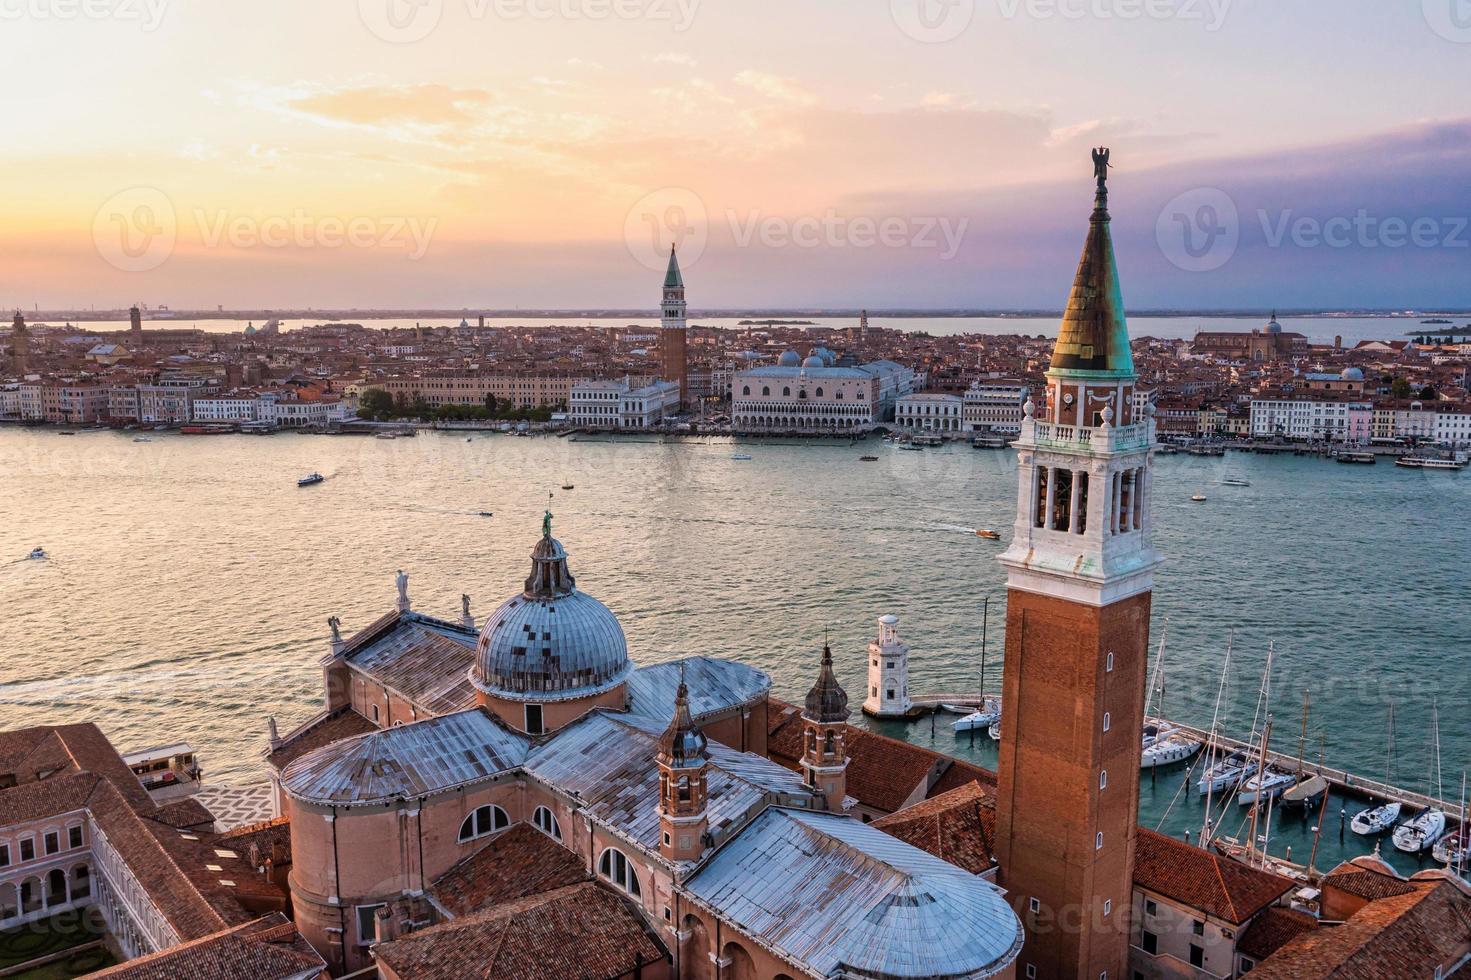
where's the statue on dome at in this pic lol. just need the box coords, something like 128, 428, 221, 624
1092, 146, 1110, 189
542, 509, 553, 539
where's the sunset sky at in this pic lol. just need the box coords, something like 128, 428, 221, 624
7, 1, 1471, 310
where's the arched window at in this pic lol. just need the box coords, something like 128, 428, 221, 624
598, 847, 642, 897
532, 805, 562, 842
742, 385, 750, 396
815, 387, 824, 397
782, 386, 791, 397
836, 391, 844, 400
761, 386, 770, 397
458, 804, 509, 842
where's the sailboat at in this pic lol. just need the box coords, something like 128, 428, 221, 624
953, 597, 1001, 732
1430, 772, 1468, 868
1279, 691, 1329, 810
1137, 624, 1202, 768
1198, 634, 1260, 798
1351, 705, 1402, 835
1393, 702, 1447, 853
1237, 643, 1295, 805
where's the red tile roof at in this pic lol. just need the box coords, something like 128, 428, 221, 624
88, 912, 327, 979
1237, 906, 1318, 962
1133, 829, 1295, 925
1321, 856, 1419, 902
430, 824, 589, 917
871, 780, 996, 874
374, 882, 669, 980
1251, 875, 1471, 978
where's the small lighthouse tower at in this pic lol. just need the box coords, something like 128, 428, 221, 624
862, 615, 912, 717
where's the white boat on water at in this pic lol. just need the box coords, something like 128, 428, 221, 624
27, 547, 47, 560
987, 721, 1001, 740
952, 698, 1001, 732
1197, 750, 1257, 795
1352, 706, 1401, 836
298, 472, 324, 487
1393, 808, 1447, 853
1222, 477, 1250, 487
1432, 825, 1469, 866
1141, 721, 1202, 769
730, 453, 753, 461
1238, 766, 1297, 805
1352, 801, 1403, 836
133, 436, 152, 443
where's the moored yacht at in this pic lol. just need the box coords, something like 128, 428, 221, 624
951, 697, 1001, 732
1141, 721, 1202, 769
1197, 749, 1257, 795
1351, 801, 1403, 836
1238, 766, 1297, 805
1393, 807, 1447, 853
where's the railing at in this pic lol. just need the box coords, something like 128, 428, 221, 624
1028, 420, 1152, 453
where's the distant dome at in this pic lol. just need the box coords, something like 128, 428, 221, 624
777, 350, 802, 367
801, 355, 825, 369
471, 517, 631, 702
1340, 367, 1364, 381
1266, 312, 1282, 334
809, 347, 837, 366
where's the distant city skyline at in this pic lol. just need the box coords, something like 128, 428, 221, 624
7, 3, 1471, 309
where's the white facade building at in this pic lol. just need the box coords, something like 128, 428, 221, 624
568, 378, 681, 429
963, 380, 1030, 434
863, 615, 912, 718
191, 392, 263, 422
895, 393, 964, 432
1249, 394, 1373, 442
731, 352, 915, 432
1434, 405, 1471, 447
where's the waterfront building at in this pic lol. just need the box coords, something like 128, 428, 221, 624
862, 614, 912, 717
659, 245, 689, 409
16, 381, 110, 423
963, 379, 1030, 434
894, 392, 963, 432
1249, 393, 1373, 443
0, 383, 18, 418
995, 149, 1162, 979
568, 377, 682, 429
730, 352, 915, 432
192, 390, 268, 423
378, 372, 591, 411
268, 519, 1024, 976
1192, 313, 1307, 363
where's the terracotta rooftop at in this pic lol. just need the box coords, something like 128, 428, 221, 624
1133, 828, 1295, 925
88, 912, 326, 979
1320, 855, 1419, 902
1237, 906, 1319, 962
430, 824, 589, 917
265, 705, 377, 771
871, 780, 996, 874
153, 796, 217, 830
1251, 874, 1471, 978
373, 882, 669, 980
768, 700, 952, 813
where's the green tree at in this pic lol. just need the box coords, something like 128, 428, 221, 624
359, 388, 396, 420
1390, 377, 1413, 400
1418, 384, 1437, 400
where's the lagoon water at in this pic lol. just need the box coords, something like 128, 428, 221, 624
1, 428, 1467, 874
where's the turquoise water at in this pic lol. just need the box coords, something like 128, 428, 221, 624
0, 428, 1466, 875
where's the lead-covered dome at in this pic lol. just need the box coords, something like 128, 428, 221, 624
471, 514, 631, 701
777, 350, 802, 367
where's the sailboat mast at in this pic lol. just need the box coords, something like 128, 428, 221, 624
1247, 715, 1274, 869
1296, 688, 1309, 775
1200, 631, 1233, 845
980, 596, 989, 700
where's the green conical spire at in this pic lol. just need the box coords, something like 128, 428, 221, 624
1047, 148, 1135, 381
663, 244, 684, 289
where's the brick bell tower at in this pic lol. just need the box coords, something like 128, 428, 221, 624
994, 148, 1161, 980
659, 244, 689, 409
657, 666, 710, 863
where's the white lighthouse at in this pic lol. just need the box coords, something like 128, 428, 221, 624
862, 614, 912, 717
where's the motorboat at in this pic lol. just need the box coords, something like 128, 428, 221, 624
376, 433, 398, 440
478, 512, 494, 518
730, 453, 753, 461
298, 473, 325, 487
859, 455, 879, 461
951, 698, 1001, 733
1237, 766, 1297, 805
898, 444, 924, 452
987, 721, 1001, 740
1141, 721, 1202, 769
1351, 801, 1403, 836
1397, 456, 1467, 470
133, 436, 152, 443
1222, 477, 1251, 487
1197, 750, 1258, 795
26, 547, 47, 560
1191, 489, 1208, 502
975, 529, 1001, 540
1337, 451, 1376, 464
1393, 808, 1447, 853
561, 484, 575, 491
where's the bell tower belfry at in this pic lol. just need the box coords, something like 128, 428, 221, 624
993, 148, 1161, 980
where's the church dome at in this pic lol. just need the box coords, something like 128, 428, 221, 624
1340, 367, 1364, 381
1265, 311, 1282, 334
471, 516, 631, 702
801, 355, 826, 369
777, 350, 802, 367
